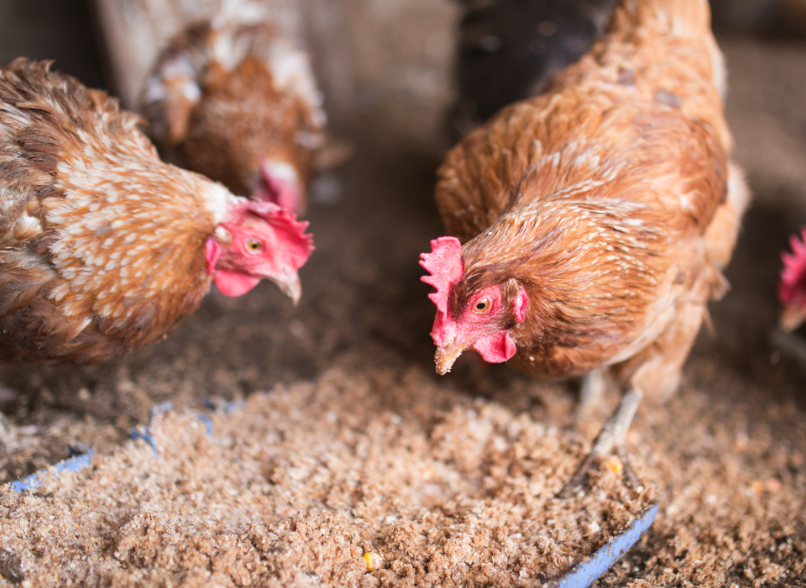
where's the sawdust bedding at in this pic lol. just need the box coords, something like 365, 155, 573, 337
1, 143, 806, 588
0, 362, 656, 587
2, 121, 806, 588
1, 335, 804, 588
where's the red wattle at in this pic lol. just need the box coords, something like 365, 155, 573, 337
472, 331, 517, 363
214, 270, 261, 297
205, 239, 221, 276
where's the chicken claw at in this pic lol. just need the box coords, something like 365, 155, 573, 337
559, 389, 643, 498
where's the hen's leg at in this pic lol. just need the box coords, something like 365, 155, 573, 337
560, 282, 712, 498
559, 388, 642, 498
577, 368, 611, 421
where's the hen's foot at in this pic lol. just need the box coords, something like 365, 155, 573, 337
559, 388, 643, 498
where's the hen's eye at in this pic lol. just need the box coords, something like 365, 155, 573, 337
246, 238, 263, 253
474, 299, 491, 313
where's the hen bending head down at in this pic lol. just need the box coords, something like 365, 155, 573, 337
424, 0, 747, 386
143, 20, 326, 216
0, 59, 313, 364
422, 0, 750, 491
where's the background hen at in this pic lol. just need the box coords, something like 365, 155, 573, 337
142, 19, 326, 216
422, 0, 750, 491
779, 228, 806, 331
0, 59, 312, 364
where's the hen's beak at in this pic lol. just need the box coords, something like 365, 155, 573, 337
780, 304, 806, 332
434, 342, 467, 375
267, 269, 302, 305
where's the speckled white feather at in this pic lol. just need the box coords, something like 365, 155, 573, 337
43, 131, 230, 321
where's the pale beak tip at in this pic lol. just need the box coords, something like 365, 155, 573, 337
434, 345, 463, 376
274, 272, 302, 305
289, 284, 302, 306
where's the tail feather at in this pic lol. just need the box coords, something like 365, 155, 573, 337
610, 0, 725, 97
612, 0, 712, 37
642, 0, 711, 37
141, 24, 212, 146
141, 21, 271, 146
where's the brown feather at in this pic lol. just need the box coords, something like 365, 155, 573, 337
434, 0, 749, 396
142, 21, 325, 212
183, 55, 315, 197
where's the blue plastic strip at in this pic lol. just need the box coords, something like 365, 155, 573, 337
223, 400, 246, 414
203, 398, 245, 414
196, 414, 214, 437
547, 502, 660, 588
7, 448, 94, 492
150, 402, 173, 416
128, 402, 174, 455
130, 427, 159, 456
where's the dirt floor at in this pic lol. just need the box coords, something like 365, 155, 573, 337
1, 1, 806, 587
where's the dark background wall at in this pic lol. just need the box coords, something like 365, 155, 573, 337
0, 0, 106, 90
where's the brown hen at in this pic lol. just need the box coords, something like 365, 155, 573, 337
143, 19, 325, 216
0, 59, 313, 365
422, 0, 750, 493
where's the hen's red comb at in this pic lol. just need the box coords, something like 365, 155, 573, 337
420, 237, 463, 316
780, 227, 806, 305
247, 201, 314, 271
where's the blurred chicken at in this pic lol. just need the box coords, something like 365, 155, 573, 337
143, 19, 326, 216
422, 0, 749, 492
448, 0, 620, 141
779, 228, 806, 331
0, 59, 313, 364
